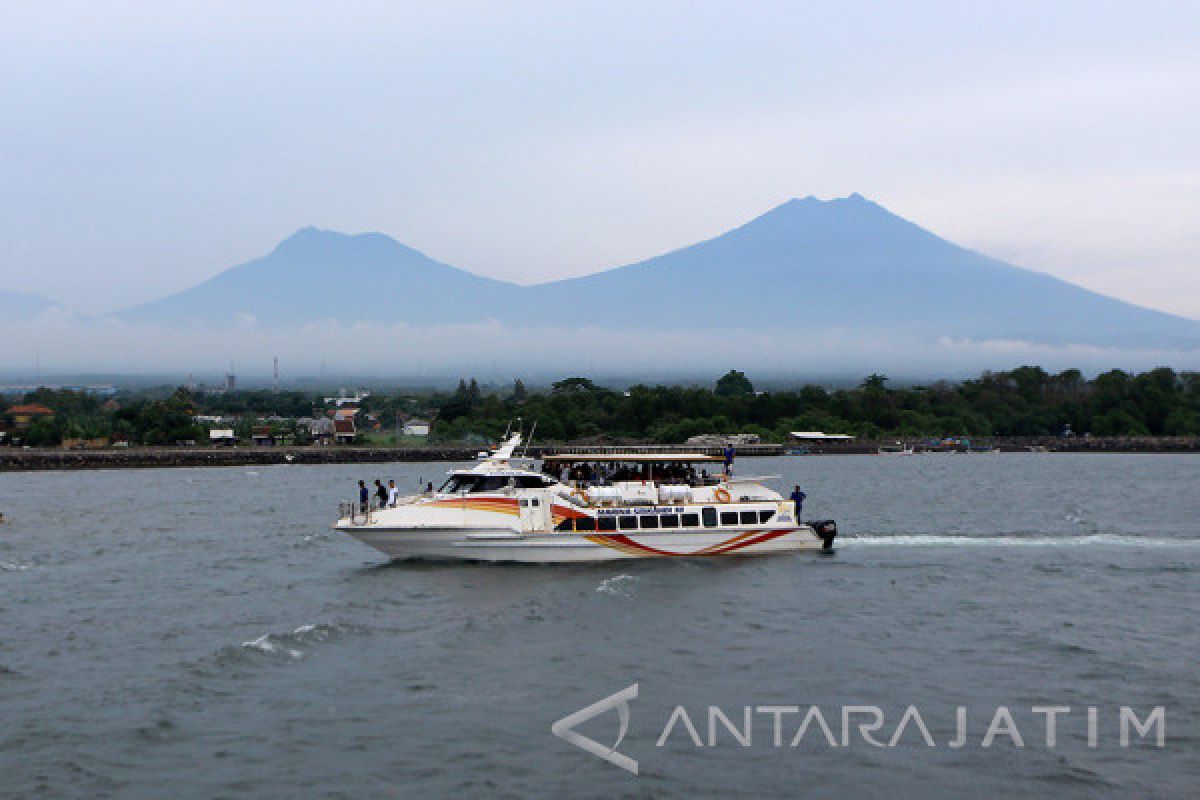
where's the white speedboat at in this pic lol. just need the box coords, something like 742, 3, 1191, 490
334, 434, 836, 562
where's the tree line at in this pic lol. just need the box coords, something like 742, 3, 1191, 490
3, 366, 1199, 446
429, 367, 1200, 442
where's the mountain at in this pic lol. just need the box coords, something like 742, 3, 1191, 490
119, 227, 521, 326
116, 198, 1200, 350
526, 194, 1200, 349
0, 290, 58, 318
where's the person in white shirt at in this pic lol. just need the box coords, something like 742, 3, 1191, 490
387, 479, 399, 507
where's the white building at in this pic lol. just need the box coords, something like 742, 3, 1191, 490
209, 428, 237, 445
402, 419, 431, 437
323, 389, 371, 407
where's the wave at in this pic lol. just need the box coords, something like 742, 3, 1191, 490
842, 533, 1200, 548
596, 574, 636, 595
203, 622, 362, 668
0, 561, 33, 571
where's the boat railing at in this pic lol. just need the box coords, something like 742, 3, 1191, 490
338, 500, 372, 525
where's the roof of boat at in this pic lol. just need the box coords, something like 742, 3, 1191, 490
541, 453, 724, 463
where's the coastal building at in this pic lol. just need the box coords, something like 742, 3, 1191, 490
402, 419, 431, 436
685, 432, 761, 446
308, 418, 335, 445
333, 418, 356, 444
61, 437, 111, 449
7, 403, 54, 429
789, 431, 856, 442
324, 389, 371, 407
209, 428, 237, 446
251, 425, 275, 446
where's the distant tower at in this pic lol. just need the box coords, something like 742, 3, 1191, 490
187, 373, 194, 391
273, 356, 279, 394
225, 360, 236, 393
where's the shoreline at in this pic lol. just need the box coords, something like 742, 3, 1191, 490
1, 438, 1199, 471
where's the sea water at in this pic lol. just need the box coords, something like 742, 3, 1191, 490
1, 454, 1197, 798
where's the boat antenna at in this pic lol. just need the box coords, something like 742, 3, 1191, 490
522, 419, 538, 457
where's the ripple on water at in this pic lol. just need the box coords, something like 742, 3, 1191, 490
596, 574, 636, 596
196, 623, 367, 672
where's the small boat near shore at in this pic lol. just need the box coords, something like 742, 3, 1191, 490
333, 434, 836, 562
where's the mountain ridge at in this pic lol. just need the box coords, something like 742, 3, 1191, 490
113, 196, 1200, 350
0, 289, 58, 318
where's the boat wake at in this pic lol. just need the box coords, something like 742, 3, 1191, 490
843, 533, 1200, 548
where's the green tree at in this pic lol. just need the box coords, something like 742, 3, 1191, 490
860, 373, 888, 391
714, 370, 754, 397
551, 377, 596, 394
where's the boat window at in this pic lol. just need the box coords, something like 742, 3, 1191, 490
720, 511, 738, 526
438, 475, 470, 493
759, 509, 775, 523
640, 516, 660, 530
681, 513, 700, 527
472, 476, 508, 493
442, 474, 512, 493
739, 511, 758, 525
597, 516, 617, 532
555, 518, 574, 532
515, 475, 550, 488
531, 498, 540, 507
618, 516, 638, 530
702, 507, 718, 527
660, 515, 680, 529
575, 517, 595, 532
520, 498, 528, 507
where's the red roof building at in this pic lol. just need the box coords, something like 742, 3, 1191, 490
7, 403, 54, 429
333, 418, 356, 443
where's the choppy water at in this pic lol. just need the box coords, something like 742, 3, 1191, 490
1, 454, 1198, 798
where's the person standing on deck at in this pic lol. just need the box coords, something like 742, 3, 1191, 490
723, 444, 736, 476
387, 479, 399, 507
374, 479, 388, 509
790, 486, 807, 521
358, 480, 369, 513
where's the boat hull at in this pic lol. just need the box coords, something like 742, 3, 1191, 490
337, 525, 828, 563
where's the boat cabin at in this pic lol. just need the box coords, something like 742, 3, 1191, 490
541, 453, 726, 487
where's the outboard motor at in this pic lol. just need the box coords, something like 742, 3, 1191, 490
812, 520, 838, 552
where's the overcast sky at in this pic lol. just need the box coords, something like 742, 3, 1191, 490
3, 1, 1199, 317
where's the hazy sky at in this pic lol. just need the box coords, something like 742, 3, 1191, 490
3, 1, 1199, 317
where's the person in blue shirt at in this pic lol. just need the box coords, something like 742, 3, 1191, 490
790, 485, 806, 521
723, 444, 735, 476
358, 480, 369, 513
